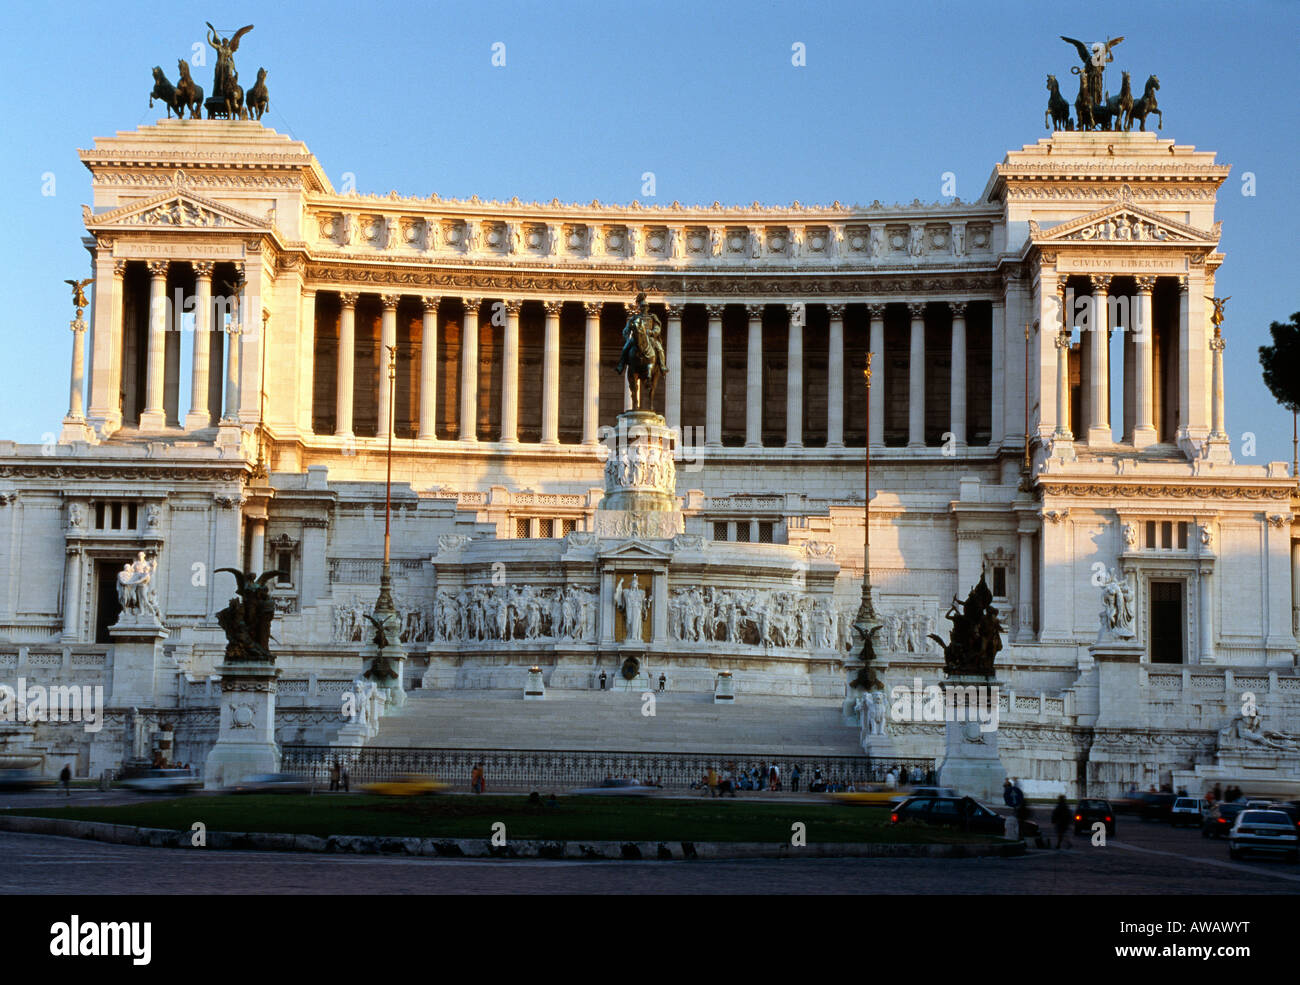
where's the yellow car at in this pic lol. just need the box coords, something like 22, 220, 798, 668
359, 774, 449, 797
827, 785, 896, 805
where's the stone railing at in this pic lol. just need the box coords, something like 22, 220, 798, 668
281, 745, 886, 790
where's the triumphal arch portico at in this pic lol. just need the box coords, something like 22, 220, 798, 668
2, 39, 1298, 796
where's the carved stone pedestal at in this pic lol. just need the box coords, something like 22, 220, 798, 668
203, 662, 281, 790
108, 620, 169, 707
714, 670, 735, 705
600, 410, 677, 512
937, 674, 1005, 802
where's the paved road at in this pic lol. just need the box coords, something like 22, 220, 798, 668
1, 813, 1296, 894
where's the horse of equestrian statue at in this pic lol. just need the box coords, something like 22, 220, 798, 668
1130, 75, 1162, 132
615, 292, 667, 412
1045, 74, 1072, 131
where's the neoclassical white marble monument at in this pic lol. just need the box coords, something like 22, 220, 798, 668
0, 115, 1297, 797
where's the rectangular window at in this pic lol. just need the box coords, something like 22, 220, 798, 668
758, 522, 774, 544
992, 566, 1007, 598
560, 518, 576, 537
514, 517, 530, 539
735, 523, 751, 543
276, 551, 293, 586
713, 521, 728, 542
1161, 521, 1172, 550
128, 503, 138, 529
1145, 521, 1156, 550
538, 518, 554, 539
95, 502, 106, 529
1177, 522, 1188, 550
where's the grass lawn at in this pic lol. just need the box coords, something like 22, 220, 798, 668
3, 794, 997, 845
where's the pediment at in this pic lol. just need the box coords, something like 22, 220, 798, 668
1029, 187, 1220, 247
597, 538, 673, 562
83, 177, 272, 231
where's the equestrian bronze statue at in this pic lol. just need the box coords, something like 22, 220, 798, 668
215, 568, 285, 662
615, 292, 667, 412
928, 572, 1005, 678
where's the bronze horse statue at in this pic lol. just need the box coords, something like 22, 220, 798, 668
1045, 74, 1072, 131
149, 67, 183, 119
615, 292, 667, 411
1131, 75, 1162, 131
246, 67, 269, 121
1108, 71, 1133, 132
1072, 66, 1096, 130
175, 60, 204, 120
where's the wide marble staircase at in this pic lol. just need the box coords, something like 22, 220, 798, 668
373, 688, 863, 758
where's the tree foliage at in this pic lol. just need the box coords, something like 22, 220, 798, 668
1258, 311, 1300, 413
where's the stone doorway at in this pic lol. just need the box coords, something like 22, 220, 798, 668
1149, 579, 1184, 664
94, 558, 130, 643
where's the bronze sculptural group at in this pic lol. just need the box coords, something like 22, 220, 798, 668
615, 292, 668, 412
215, 568, 285, 663
146, 22, 269, 122
928, 573, 1004, 679
1045, 34, 1161, 132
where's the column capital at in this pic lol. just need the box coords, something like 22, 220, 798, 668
1089, 274, 1113, 294
420, 295, 440, 313
192, 260, 215, 277
1055, 330, 1071, 349
145, 260, 169, 277
504, 298, 524, 315
113, 259, 128, 277
462, 296, 483, 312
745, 303, 764, 319
543, 300, 564, 316
339, 291, 360, 307
949, 301, 968, 318
705, 303, 725, 319
664, 302, 685, 318
1134, 275, 1156, 295
866, 302, 886, 320
1209, 335, 1226, 353
906, 301, 926, 319
380, 293, 401, 310
1175, 275, 1188, 294
826, 303, 846, 319
583, 300, 603, 317
69, 318, 87, 335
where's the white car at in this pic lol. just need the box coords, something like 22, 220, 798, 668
1228, 809, 1299, 861
1169, 797, 1208, 826
120, 769, 201, 794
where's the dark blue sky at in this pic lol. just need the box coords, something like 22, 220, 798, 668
2, 0, 1295, 464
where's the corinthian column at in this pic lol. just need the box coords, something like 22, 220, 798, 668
582, 301, 601, 444
460, 297, 480, 442
186, 261, 214, 430
907, 302, 925, 448
745, 303, 763, 447
66, 317, 87, 420
1087, 275, 1111, 445
335, 291, 357, 438
501, 299, 522, 444
826, 304, 845, 447
418, 296, 439, 439
665, 303, 683, 433
1132, 276, 1157, 448
542, 300, 562, 444
705, 304, 723, 448
949, 302, 967, 450
786, 302, 803, 448
378, 294, 400, 438
139, 260, 169, 430
868, 304, 885, 449
1054, 328, 1073, 439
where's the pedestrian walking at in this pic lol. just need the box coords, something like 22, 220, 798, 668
329, 759, 340, 792
790, 764, 801, 792
471, 763, 486, 794
1051, 794, 1072, 849
1002, 778, 1014, 807
59, 764, 71, 797
341, 764, 350, 792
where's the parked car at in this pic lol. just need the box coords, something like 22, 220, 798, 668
1170, 797, 1208, 827
1138, 792, 1176, 822
120, 768, 201, 794
226, 773, 314, 794
1073, 799, 1116, 836
0, 768, 53, 792
1202, 801, 1249, 839
1228, 809, 1299, 861
890, 796, 1040, 839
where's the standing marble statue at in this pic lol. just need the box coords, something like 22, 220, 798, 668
616, 575, 648, 642
1099, 567, 1136, 640
117, 551, 162, 622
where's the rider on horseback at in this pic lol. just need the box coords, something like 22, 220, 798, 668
615, 292, 667, 410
